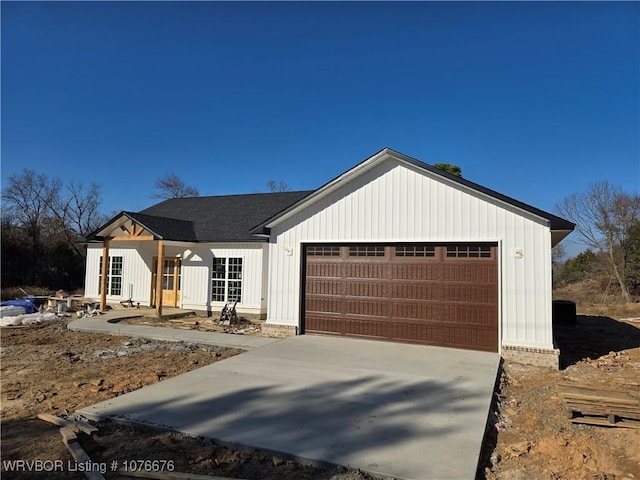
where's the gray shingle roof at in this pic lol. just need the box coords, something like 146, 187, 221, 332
135, 191, 313, 242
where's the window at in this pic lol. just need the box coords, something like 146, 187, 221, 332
307, 246, 340, 256
212, 257, 242, 303
348, 246, 385, 257
161, 259, 180, 290
446, 244, 492, 258
227, 258, 243, 302
212, 258, 226, 302
98, 256, 123, 296
395, 245, 436, 257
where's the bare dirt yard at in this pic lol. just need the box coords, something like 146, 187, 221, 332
484, 303, 640, 480
0, 320, 376, 480
2, 301, 640, 480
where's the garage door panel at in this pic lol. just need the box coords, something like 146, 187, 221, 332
442, 284, 497, 304
442, 264, 496, 283
345, 263, 387, 279
306, 278, 343, 296
306, 262, 342, 278
391, 282, 443, 301
391, 263, 442, 281
345, 281, 387, 298
344, 298, 388, 318
304, 243, 498, 352
442, 304, 497, 325
391, 300, 443, 321
305, 314, 345, 335
306, 296, 343, 314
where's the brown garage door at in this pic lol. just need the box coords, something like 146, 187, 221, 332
303, 243, 498, 352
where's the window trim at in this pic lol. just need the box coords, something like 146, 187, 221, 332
211, 256, 243, 303
98, 255, 124, 297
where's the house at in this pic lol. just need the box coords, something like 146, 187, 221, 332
85, 148, 574, 367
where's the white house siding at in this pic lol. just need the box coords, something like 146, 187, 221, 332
84, 241, 157, 304
266, 158, 554, 351
85, 242, 267, 315
180, 243, 267, 315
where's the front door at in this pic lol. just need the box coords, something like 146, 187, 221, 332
152, 257, 181, 307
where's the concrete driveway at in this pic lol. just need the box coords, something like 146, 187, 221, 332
77, 335, 499, 480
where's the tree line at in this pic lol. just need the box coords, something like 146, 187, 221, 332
0, 171, 290, 292
2, 170, 108, 290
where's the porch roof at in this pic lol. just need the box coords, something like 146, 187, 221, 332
86, 190, 312, 243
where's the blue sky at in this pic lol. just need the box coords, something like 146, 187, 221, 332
2, 1, 638, 255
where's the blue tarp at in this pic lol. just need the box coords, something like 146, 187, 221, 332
1, 300, 38, 314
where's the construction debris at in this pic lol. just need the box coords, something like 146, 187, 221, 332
558, 381, 640, 428
37, 413, 105, 480
37, 413, 98, 435
116, 469, 244, 479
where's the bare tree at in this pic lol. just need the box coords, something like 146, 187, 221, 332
2, 169, 58, 233
2, 169, 60, 283
3, 170, 108, 257
152, 173, 199, 199
266, 180, 291, 192
555, 181, 640, 302
49, 181, 109, 256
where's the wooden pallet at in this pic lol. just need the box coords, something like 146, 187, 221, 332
558, 381, 640, 428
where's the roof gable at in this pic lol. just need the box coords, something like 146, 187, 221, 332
251, 148, 575, 234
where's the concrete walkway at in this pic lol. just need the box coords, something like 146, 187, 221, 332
77, 334, 500, 480
67, 309, 279, 350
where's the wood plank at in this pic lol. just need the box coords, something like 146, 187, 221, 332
60, 426, 78, 445
559, 390, 640, 404
559, 382, 640, 425
38, 413, 74, 428
65, 441, 106, 480
37, 413, 98, 435
74, 419, 98, 435
570, 416, 640, 429
112, 234, 155, 241
116, 470, 243, 480
558, 383, 640, 399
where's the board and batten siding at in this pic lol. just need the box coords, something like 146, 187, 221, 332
85, 242, 267, 315
85, 242, 157, 304
180, 243, 267, 315
266, 158, 555, 351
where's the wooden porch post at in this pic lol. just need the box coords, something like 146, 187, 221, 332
100, 238, 110, 311
173, 258, 179, 308
156, 240, 164, 317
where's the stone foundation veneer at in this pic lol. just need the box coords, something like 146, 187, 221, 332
261, 323, 298, 338
501, 345, 560, 369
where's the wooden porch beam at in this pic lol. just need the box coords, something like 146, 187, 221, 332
155, 240, 164, 317
100, 238, 110, 311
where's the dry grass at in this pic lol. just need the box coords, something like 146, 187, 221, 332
553, 276, 640, 319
